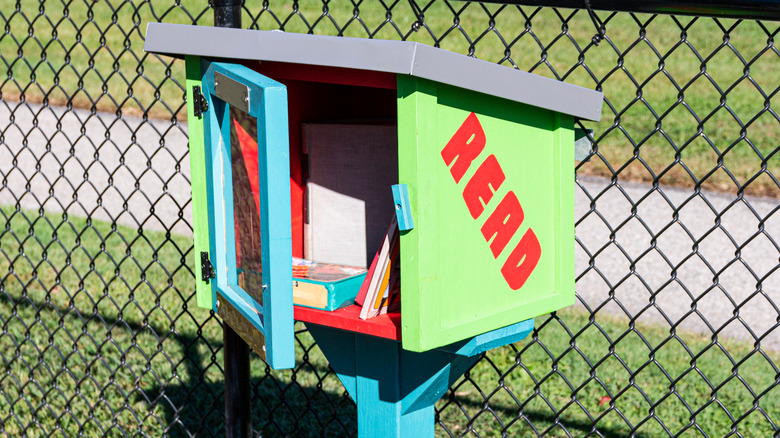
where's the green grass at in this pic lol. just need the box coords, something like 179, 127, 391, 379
438, 308, 780, 437
0, 206, 356, 436
0, 0, 207, 119
1, 208, 778, 436
1, 0, 778, 196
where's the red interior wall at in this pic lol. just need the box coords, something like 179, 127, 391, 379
250, 61, 398, 258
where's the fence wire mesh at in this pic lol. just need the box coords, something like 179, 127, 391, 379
0, 0, 778, 436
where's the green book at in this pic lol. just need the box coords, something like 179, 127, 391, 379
292, 258, 368, 311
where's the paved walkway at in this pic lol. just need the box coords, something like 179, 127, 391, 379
2, 101, 778, 349
0, 102, 191, 235
576, 175, 779, 350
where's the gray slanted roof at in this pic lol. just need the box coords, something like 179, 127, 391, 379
144, 23, 603, 121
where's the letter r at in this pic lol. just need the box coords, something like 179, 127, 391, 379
441, 112, 486, 183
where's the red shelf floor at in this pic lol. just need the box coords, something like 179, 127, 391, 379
294, 304, 401, 340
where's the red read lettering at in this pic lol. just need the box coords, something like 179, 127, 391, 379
501, 229, 541, 290
481, 191, 524, 258
441, 112, 486, 183
462, 155, 505, 219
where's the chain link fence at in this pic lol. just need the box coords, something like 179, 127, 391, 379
1, 0, 778, 436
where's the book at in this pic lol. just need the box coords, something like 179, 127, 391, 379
359, 216, 400, 319
369, 232, 398, 312
292, 258, 368, 311
354, 246, 380, 307
379, 246, 401, 315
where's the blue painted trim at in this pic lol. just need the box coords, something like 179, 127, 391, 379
219, 284, 266, 329
253, 78, 293, 370
201, 60, 294, 370
398, 348, 480, 414
438, 318, 534, 357
306, 324, 485, 437
305, 324, 358, 399
391, 184, 414, 231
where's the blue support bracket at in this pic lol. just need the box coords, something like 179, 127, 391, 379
392, 184, 414, 231
305, 319, 533, 437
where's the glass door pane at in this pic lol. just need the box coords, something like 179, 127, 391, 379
230, 107, 264, 304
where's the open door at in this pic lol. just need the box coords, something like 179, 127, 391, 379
199, 60, 294, 370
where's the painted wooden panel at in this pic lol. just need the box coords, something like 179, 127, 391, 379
303, 122, 398, 267
185, 56, 213, 309
252, 66, 399, 259
201, 61, 294, 369
397, 76, 575, 352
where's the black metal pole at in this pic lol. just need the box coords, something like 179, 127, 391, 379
213, 1, 251, 436
223, 321, 252, 438
214, 0, 244, 28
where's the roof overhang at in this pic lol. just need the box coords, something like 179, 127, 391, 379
144, 23, 603, 121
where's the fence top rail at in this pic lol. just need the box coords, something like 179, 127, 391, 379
468, 0, 780, 22
144, 23, 604, 121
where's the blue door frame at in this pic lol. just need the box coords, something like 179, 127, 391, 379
201, 60, 295, 370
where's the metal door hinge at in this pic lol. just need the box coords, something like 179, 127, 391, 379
201, 251, 215, 283
192, 85, 208, 118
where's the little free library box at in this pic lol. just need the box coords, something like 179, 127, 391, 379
144, 24, 603, 370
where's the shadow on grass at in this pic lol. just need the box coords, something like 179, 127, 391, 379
0, 287, 356, 436
142, 336, 359, 437
1, 291, 650, 437
146, 331, 646, 438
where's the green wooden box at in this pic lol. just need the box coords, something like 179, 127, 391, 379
145, 24, 602, 365
397, 76, 578, 350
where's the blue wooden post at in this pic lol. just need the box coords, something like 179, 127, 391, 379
306, 319, 534, 437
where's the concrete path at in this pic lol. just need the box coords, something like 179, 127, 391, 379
0, 101, 191, 235
575, 175, 779, 350
2, 101, 778, 349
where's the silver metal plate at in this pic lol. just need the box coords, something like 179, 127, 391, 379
214, 71, 250, 113
217, 293, 266, 359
